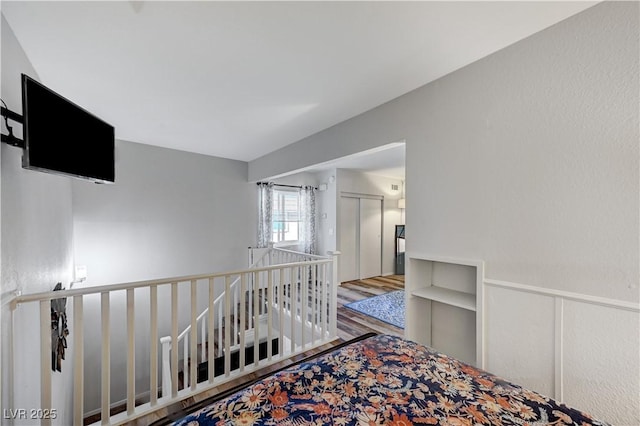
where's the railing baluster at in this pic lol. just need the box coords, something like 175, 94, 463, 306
190, 280, 197, 390
234, 283, 239, 347
279, 268, 285, 358
217, 294, 223, 358
160, 336, 171, 399
208, 278, 215, 384
326, 264, 331, 338
301, 265, 308, 349
311, 265, 317, 346
290, 267, 296, 354
201, 313, 206, 363
260, 273, 265, 314
73, 296, 84, 425
101, 292, 110, 425
254, 271, 260, 367
239, 273, 246, 372
248, 272, 253, 329
264, 277, 268, 315
287, 268, 292, 313
267, 270, 273, 361
183, 334, 189, 388
319, 264, 327, 340
171, 283, 178, 398
329, 253, 339, 338
224, 276, 231, 377
150, 285, 158, 405
40, 300, 52, 426
126, 288, 135, 415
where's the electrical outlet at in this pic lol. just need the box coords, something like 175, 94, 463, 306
75, 265, 87, 281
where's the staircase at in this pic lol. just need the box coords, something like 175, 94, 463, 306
152, 247, 339, 423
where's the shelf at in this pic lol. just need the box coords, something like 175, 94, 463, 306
411, 286, 476, 312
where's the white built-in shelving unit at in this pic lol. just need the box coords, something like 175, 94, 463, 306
405, 254, 484, 367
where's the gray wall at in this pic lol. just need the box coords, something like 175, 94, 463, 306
72, 140, 255, 285
250, 1, 639, 302
1, 16, 75, 425
403, 4, 638, 421
72, 140, 256, 412
249, 2, 639, 423
402, 2, 638, 301
2, 15, 258, 416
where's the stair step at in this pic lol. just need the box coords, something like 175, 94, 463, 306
178, 338, 280, 387
200, 337, 279, 381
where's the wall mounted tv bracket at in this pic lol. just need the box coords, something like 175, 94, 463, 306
1, 105, 25, 148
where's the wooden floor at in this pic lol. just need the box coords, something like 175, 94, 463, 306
337, 274, 405, 340
118, 275, 405, 425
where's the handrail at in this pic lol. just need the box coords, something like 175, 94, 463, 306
159, 247, 335, 397
270, 247, 328, 260
161, 248, 328, 344
174, 249, 269, 342
12, 258, 330, 305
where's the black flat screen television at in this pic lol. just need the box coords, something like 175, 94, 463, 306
21, 74, 115, 183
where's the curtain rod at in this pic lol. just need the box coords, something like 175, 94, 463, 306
256, 182, 317, 190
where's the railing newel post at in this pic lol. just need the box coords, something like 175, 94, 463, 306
160, 336, 172, 399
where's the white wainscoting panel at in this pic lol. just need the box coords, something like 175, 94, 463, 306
562, 300, 640, 426
484, 285, 555, 397
484, 279, 640, 426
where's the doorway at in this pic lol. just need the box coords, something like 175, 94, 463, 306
339, 194, 382, 282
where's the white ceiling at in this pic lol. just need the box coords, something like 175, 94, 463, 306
2, 1, 597, 177
301, 142, 407, 180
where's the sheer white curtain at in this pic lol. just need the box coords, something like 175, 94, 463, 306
257, 182, 316, 253
300, 185, 317, 255
257, 182, 274, 248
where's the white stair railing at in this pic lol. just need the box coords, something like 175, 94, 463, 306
7, 250, 339, 426
160, 248, 336, 395
159, 249, 270, 395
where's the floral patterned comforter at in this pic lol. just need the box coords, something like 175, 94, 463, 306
174, 334, 608, 425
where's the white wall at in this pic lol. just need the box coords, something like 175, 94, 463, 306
314, 169, 337, 257
249, 3, 639, 424
71, 140, 256, 412
1, 16, 75, 425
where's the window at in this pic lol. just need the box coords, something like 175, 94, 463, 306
272, 189, 301, 243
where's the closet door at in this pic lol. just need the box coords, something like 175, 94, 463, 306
339, 195, 383, 282
359, 198, 382, 279
339, 197, 359, 282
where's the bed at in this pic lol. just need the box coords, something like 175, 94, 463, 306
167, 333, 608, 425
